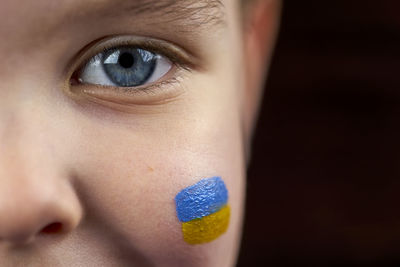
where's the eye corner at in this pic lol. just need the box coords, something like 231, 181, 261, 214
69, 70, 82, 86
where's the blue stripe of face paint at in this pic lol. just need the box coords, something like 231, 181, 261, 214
175, 177, 228, 222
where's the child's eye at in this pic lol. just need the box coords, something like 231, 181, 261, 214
66, 36, 194, 108
77, 46, 172, 88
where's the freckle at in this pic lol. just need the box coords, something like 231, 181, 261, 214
147, 165, 154, 172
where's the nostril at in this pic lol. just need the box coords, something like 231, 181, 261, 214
40, 222, 63, 234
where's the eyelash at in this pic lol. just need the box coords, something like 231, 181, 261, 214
67, 36, 194, 99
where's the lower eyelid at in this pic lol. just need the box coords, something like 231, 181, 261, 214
68, 67, 188, 110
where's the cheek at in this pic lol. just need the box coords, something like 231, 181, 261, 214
69, 107, 245, 265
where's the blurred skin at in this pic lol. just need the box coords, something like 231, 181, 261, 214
0, 0, 279, 266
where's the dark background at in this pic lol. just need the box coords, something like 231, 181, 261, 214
237, 1, 400, 266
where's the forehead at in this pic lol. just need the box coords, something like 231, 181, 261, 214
0, 0, 230, 52
0, 0, 226, 29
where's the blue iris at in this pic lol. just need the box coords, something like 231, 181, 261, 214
102, 47, 157, 87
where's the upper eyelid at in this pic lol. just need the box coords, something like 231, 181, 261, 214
66, 35, 200, 82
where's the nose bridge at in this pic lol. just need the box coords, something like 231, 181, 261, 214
0, 103, 55, 180
0, 108, 57, 198
0, 107, 83, 245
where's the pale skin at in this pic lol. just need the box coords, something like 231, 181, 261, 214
0, 0, 280, 266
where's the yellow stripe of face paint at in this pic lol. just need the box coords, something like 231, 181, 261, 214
182, 205, 230, 245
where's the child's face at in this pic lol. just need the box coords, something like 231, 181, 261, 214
0, 0, 278, 266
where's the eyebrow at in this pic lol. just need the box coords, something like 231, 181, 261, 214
101, 0, 226, 28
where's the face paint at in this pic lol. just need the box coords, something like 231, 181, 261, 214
175, 177, 230, 245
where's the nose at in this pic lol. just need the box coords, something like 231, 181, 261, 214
0, 111, 83, 246
0, 179, 83, 245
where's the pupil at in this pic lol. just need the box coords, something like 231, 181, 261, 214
118, 52, 134, 68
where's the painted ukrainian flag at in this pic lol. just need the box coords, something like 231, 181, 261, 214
175, 177, 230, 245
